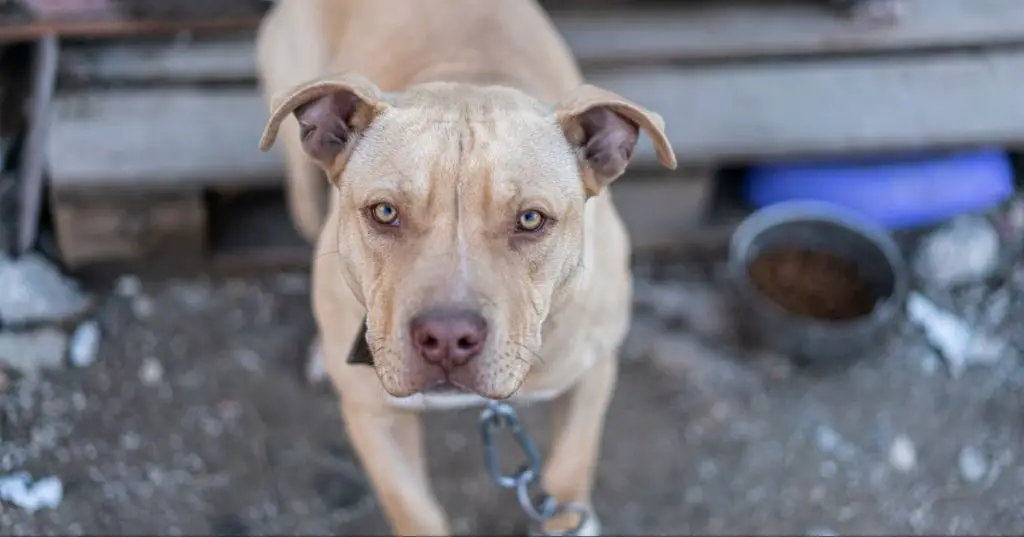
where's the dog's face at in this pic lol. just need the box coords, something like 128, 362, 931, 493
260, 74, 675, 399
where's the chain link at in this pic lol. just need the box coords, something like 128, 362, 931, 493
478, 402, 588, 536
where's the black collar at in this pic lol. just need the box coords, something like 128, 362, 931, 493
346, 317, 375, 366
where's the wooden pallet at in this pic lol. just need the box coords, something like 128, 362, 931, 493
42, 0, 1024, 274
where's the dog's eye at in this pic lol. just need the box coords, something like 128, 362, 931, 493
516, 209, 546, 232
370, 202, 399, 226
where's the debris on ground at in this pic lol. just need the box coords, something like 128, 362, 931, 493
0, 252, 92, 326
888, 434, 917, 473
912, 215, 1001, 287
0, 328, 67, 377
113, 274, 142, 298
138, 356, 164, 386
632, 279, 734, 341
906, 292, 1008, 377
0, 473, 63, 513
958, 445, 988, 484
68, 320, 101, 368
305, 337, 328, 385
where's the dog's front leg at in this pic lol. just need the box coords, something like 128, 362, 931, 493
341, 403, 451, 536
539, 354, 618, 536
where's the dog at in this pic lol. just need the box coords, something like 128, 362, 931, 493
256, 0, 676, 534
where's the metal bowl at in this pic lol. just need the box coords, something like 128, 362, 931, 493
727, 200, 909, 371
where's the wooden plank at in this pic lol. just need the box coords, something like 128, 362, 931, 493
16, 34, 57, 254
555, 0, 1024, 64
47, 88, 282, 188
0, 16, 259, 43
48, 47, 1024, 191
51, 187, 206, 268
0, 0, 263, 43
54, 0, 1024, 79
593, 49, 1024, 165
59, 35, 257, 85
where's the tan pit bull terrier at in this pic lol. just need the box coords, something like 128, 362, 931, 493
256, 0, 676, 534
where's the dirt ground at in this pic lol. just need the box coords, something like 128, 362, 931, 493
1, 265, 1023, 535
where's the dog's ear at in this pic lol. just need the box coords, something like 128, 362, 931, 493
555, 85, 677, 196
258, 73, 389, 172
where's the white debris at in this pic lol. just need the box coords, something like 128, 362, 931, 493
913, 215, 1000, 287
0, 472, 63, 512
114, 274, 142, 298
138, 357, 165, 386
0, 252, 92, 325
906, 292, 1007, 378
958, 445, 988, 483
131, 295, 155, 319
888, 434, 917, 473
305, 338, 328, 385
815, 426, 842, 453
632, 280, 734, 341
68, 320, 101, 367
0, 328, 68, 377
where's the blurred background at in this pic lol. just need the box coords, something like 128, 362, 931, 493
0, 0, 1022, 534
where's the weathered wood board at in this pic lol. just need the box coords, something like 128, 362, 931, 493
607, 48, 1024, 165
47, 88, 281, 189
51, 187, 206, 268
59, 34, 257, 85
48, 47, 1024, 189
54, 0, 1024, 84
556, 0, 1024, 64
16, 34, 57, 254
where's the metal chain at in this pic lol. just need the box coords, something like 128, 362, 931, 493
478, 401, 588, 537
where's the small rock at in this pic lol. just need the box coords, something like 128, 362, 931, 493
139, 357, 164, 386
913, 215, 1000, 287
131, 295, 155, 319
114, 274, 142, 298
0, 472, 63, 512
0, 252, 92, 325
68, 320, 101, 367
958, 445, 988, 483
0, 368, 8, 392
0, 328, 67, 377
906, 292, 1008, 377
170, 282, 212, 309
888, 434, 917, 473
305, 338, 328, 385
815, 426, 842, 453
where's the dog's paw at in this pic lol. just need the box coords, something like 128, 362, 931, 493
305, 337, 330, 385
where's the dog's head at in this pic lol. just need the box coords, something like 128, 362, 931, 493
260, 73, 676, 399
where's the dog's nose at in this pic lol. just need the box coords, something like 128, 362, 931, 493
409, 308, 487, 368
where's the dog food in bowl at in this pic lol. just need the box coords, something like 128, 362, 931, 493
747, 248, 875, 321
